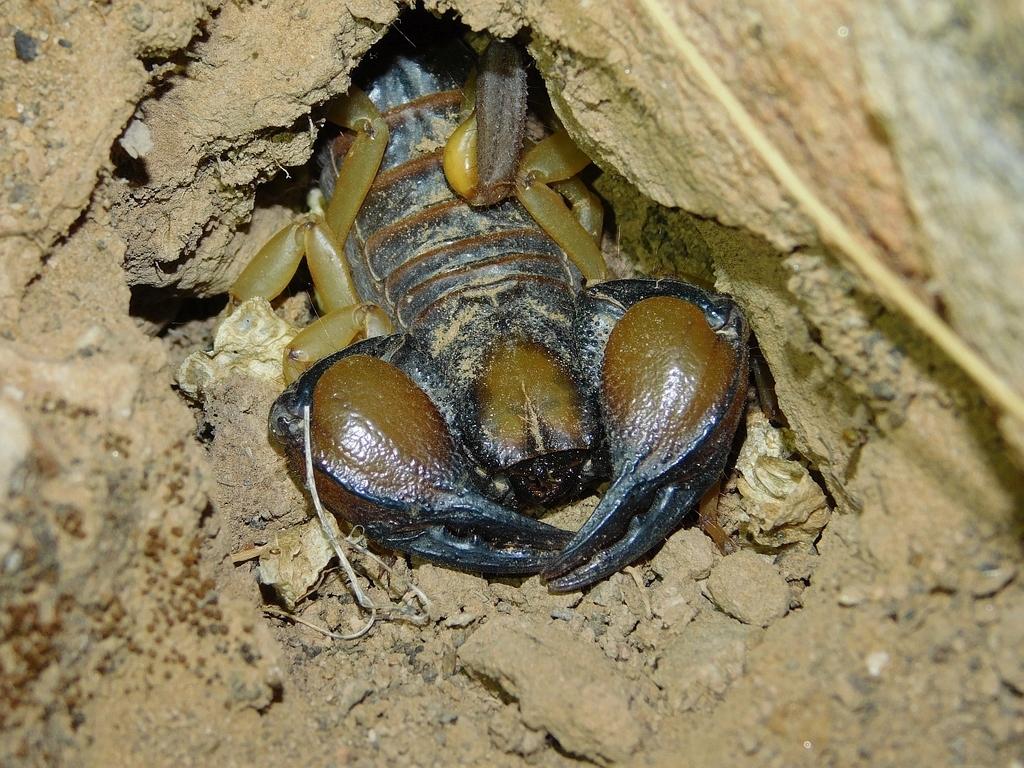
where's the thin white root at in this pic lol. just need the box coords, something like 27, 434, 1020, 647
263, 605, 373, 641
301, 404, 432, 631
337, 529, 432, 625
639, 0, 1024, 427
304, 405, 378, 618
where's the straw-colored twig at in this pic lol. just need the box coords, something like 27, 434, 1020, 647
638, 0, 1024, 425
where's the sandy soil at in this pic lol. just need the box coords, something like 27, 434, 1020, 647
2, 1, 1023, 767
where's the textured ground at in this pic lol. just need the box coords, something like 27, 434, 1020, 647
2, 1, 1023, 767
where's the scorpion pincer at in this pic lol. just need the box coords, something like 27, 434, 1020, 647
230, 31, 749, 591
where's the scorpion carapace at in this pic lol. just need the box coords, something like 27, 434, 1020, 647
234, 23, 749, 591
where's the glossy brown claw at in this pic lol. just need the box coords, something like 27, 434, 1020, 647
542, 285, 749, 590
603, 297, 739, 467
271, 350, 573, 574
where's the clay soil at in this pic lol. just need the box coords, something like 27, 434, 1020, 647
3, 1, 1024, 767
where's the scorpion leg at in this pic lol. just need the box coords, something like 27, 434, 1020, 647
271, 345, 574, 573
229, 221, 308, 302
551, 176, 604, 245
231, 88, 392, 382
542, 280, 749, 591
514, 130, 608, 283
320, 90, 389, 248
283, 302, 392, 384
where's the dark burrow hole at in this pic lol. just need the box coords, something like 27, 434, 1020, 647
149, 3, 811, 598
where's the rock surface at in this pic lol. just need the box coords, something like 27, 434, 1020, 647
707, 550, 791, 627
459, 616, 646, 765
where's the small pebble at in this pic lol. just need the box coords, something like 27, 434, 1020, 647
707, 549, 789, 627
442, 612, 477, 628
14, 30, 38, 62
651, 527, 717, 581
837, 586, 866, 607
865, 650, 890, 677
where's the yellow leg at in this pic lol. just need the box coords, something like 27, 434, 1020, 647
552, 177, 604, 245
520, 131, 591, 184
232, 217, 359, 310
515, 131, 608, 283
283, 304, 394, 384
322, 89, 389, 250
232, 88, 387, 306
302, 218, 359, 312
230, 221, 307, 302
230, 87, 393, 380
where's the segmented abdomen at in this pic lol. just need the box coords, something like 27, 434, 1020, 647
325, 51, 580, 334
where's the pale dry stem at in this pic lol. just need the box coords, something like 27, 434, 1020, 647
639, 0, 1024, 426
302, 405, 431, 634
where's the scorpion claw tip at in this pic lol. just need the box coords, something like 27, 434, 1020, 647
541, 478, 716, 591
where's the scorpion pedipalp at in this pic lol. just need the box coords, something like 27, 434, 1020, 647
541, 280, 749, 590
270, 340, 573, 573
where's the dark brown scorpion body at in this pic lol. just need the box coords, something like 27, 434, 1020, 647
234, 28, 750, 591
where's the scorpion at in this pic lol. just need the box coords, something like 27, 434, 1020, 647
229, 22, 749, 592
